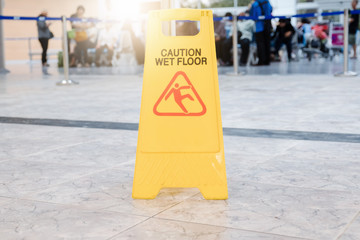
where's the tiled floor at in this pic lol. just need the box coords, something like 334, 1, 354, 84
0, 62, 360, 239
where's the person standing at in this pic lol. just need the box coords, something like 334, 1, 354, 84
250, 0, 273, 66
349, 0, 359, 59
37, 10, 52, 67
71, 5, 92, 67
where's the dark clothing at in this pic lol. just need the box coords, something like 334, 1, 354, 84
250, 0, 272, 65
240, 38, 250, 64
221, 38, 232, 64
275, 36, 293, 60
349, 11, 359, 34
214, 21, 227, 39
255, 30, 271, 65
70, 13, 91, 65
95, 45, 113, 65
74, 40, 89, 65
37, 14, 51, 64
214, 20, 227, 61
38, 38, 49, 64
215, 38, 226, 61
221, 38, 251, 65
274, 22, 295, 61
37, 16, 51, 39
274, 22, 295, 39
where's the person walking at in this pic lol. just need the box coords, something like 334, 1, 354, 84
37, 10, 53, 67
250, 0, 273, 66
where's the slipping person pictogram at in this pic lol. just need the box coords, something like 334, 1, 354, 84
165, 83, 194, 113
153, 71, 206, 116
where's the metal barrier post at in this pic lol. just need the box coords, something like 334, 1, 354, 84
0, 0, 9, 74
232, 16, 239, 75
227, 0, 244, 76
335, 9, 357, 77
57, 15, 78, 85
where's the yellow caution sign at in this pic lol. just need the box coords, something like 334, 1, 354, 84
132, 8, 228, 200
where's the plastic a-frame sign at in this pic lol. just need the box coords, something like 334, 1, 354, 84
132, 8, 228, 200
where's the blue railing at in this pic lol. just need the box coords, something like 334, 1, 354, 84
0, 9, 358, 23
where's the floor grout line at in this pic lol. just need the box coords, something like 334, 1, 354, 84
0, 196, 154, 220
24, 139, 101, 158
105, 191, 201, 239
149, 192, 201, 218
106, 216, 151, 240
228, 179, 360, 194
336, 210, 360, 240
152, 216, 313, 240
0, 139, 105, 164
20, 159, 135, 199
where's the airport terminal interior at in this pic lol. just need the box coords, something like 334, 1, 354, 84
1, 0, 360, 239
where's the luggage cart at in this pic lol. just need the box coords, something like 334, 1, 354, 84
328, 22, 344, 61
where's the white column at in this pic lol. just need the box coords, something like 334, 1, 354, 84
0, 0, 9, 73
232, 0, 238, 74
161, 0, 175, 36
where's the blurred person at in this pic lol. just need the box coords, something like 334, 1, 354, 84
273, 18, 295, 62
86, 20, 100, 49
70, 5, 93, 67
349, 0, 359, 59
37, 10, 53, 67
213, 14, 227, 65
250, 0, 273, 66
297, 18, 311, 45
224, 12, 233, 39
219, 12, 237, 66
312, 23, 329, 54
220, 12, 234, 66
122, 21, 145, 65
221, 11, 255, 66
238, 11, 255, 65
95, 23, 117, 67
176, 21, 199, 36
312, 23, 328, 41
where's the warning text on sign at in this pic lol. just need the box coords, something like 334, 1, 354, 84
155, 48, 207, 66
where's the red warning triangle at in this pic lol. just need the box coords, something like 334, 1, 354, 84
153, 71, 206, 116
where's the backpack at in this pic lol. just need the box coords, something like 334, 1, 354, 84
258, 1, 272, 32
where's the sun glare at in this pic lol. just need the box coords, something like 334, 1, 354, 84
107, 0, 141, 20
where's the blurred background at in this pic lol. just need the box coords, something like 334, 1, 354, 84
0, 0, 354, 64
